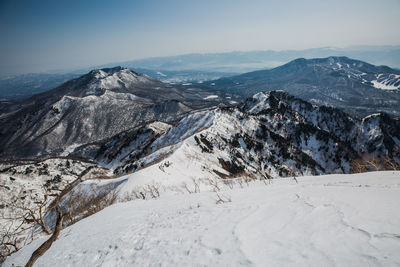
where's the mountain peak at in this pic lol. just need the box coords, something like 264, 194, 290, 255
76, 67, 159, 95
240, 90, 309, 114
88, 66, 143, 80
88, 66, 127, 78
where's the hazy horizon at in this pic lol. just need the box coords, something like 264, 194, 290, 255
1, 0, 399, 75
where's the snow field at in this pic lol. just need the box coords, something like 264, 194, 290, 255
5, 171, 400, 267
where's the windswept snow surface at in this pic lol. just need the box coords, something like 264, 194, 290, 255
5, 171, 400, 267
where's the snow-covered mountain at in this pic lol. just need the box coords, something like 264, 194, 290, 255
70, 91, 400, 180
0, 69, 234, 101
203, 57, 400, 117
0, 67, 236, 159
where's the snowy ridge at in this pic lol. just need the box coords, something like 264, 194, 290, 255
74, 91, 400, 187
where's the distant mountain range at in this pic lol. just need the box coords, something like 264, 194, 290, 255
1, 46, 399, 100
203, 56, 400, 117
117, 46, 400, 73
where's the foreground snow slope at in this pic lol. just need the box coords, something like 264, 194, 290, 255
5, 171, 400, 267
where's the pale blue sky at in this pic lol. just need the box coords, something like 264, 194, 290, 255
0, 0, 399, 74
